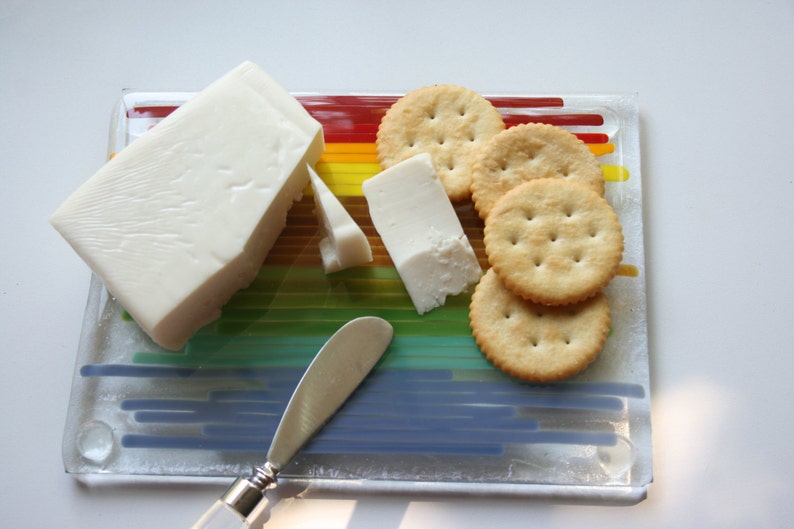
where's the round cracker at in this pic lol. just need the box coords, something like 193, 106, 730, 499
376, 85, 505, 201
484, 178, 623, 306
470, 268, 611, 382
471, 123, 605, 219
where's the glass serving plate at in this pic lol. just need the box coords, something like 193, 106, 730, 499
62, 91, 651, 503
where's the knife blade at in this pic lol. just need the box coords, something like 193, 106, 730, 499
190, 316, 393, 529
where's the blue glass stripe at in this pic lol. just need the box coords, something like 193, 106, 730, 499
81, 364, 302, 380
108, 365, 636, 459
304, 439, 505, 456
83, 364, 645, 401
122, 396, 289, 412
348, 387, 624, 411
200, 415, 540, 439
120, 428, 616, 454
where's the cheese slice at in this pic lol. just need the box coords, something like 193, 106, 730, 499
308, 164, 372, 273
50, 61, 324, 350
362, 153, 481, 314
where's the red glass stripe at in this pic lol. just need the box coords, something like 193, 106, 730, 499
324, 133, 378, 144
574, 133, 609, 144
296, 95, 400, 107
126, 106, 179, 119
322, 123, 379, 134
305, 109, 384, 126
485, 96, 564, 108
504, 113, 604, 127
125, 97, 598, 136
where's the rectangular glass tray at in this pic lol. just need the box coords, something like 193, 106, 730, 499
62, 91, 652, 502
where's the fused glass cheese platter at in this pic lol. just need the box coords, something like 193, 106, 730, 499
62, 90, 652, 503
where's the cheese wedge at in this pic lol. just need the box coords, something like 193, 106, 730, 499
362, 153, 481, 314
308, 165, 372, 273
51, 61, 324, 350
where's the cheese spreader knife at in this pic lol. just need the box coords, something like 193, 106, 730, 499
190, 316, 393, 529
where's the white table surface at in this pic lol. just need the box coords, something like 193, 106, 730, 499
2, 1, 793, 528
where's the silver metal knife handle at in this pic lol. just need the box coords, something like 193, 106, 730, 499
190, 464, 277, 529
189, 500, 247, 529
192, 463, 278, 529
189, 317, 393, 528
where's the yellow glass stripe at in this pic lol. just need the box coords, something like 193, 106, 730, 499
312, 162, 382, 196
588, 143, 615, 156
316, 162, 382, 177
617, 264, 639, 277
314, 161, 633, 194
602, 165, 630, 182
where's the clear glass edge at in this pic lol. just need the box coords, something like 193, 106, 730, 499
61, 91, 652, 501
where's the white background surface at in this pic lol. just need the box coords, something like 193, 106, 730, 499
2, 1, 793, 528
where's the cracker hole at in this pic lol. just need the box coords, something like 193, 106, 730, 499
530, 337, 540, 347
534, 257, 543, 267
458, 107, 467, 116
573, 254, 583, 263
549, 232, 558, 242
564, 208, 574, 218
564, 337, 572, 345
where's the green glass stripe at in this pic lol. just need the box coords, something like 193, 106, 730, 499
215, 319, 346, 337
227, 292, 415, 310
130, 264, 482, 368
216, 317, 472, 337
219, 307, 470, 323
254, 265, 400, 281
132, 350, 317, 368
380, 355, 491, 370
225, 290, 472, 311
186, 334, 327, 350
133, 334, 489, 370
393, 334, 478, 347
241, 278, 407, 296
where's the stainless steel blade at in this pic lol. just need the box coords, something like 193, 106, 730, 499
266, 315, 394, 470
191, 316, 393, 529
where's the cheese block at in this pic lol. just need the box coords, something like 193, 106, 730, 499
308, 164, 372, 273
362, 153, 481, 314
50, 61, 325, 350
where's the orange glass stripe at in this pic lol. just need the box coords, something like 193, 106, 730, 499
617, 264, 639, 277
323, 143, 377, 154
319, 143, 614, 163
588, 143, 615, 156
319, 152, 379, 164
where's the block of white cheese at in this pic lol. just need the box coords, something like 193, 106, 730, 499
362, 153, 481, 314
50, 61, 325, 350
308, 164, 372, 273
